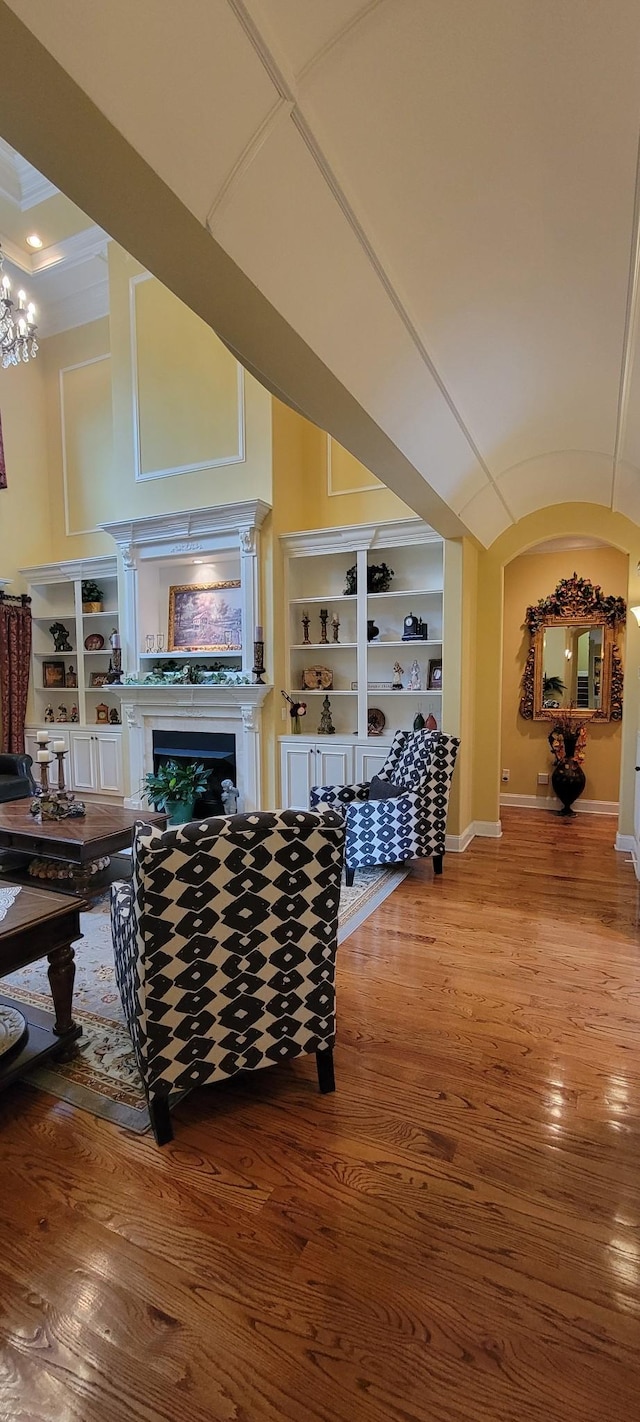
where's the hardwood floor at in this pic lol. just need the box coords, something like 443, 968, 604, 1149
1, 808, 639, 1422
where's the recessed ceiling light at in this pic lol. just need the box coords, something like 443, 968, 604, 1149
26, 234, 43, 249
193, 559, 203, 564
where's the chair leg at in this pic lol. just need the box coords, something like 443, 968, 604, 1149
345, 866, 355, 887
433, 853, 444, 877
148, 1091, 173, 1145
316, 1047, 335, 1094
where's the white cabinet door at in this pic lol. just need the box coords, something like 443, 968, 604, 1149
280, 740, 314, 809
315, 744, 353, 790
95, 732, 123, 793
24, 732, 42, 776
70, 730, 97, 791
355, 744, 389, 783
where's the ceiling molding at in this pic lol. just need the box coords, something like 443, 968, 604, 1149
0, 135, 57, 209
611, 122, 640, 512
296, 0, 388, 85
220, 0, 515, 531
38, 277, 109, 338
31, 224, 109, 273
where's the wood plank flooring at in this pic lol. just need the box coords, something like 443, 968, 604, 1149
1, 808, 639, 1422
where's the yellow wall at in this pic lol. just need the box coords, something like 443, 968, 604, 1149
501, 547, 626, 805
298, 422, 413, 533
472, 505, 640, 837
443, 538, 478, 836
0, 356, 51, 589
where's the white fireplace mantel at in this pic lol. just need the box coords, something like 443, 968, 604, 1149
114, 683, 272, 812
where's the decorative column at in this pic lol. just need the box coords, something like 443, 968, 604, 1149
239, 524, 260, 679
118, 542, 139, 681
241, 702, 262, 810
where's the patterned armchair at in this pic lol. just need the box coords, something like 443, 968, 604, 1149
310, 730, 459, 884
111, 808, 345, 1144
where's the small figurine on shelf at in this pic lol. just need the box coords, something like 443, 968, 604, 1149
96, 702, 109, 724
109, 628, 122, 683
301, 612, 311, 646
318, 695, 335, 735
409, 659, 421, 691
109, 706, 121, 725
319, 608, 329, 644
49, 621, 72, 652
426, 711, 438, 731
331, 613, 340, 643
44, 704, 54, 724
413, 710, 426, 731
70, 704, 79, 723
221, 778, 239, 815
65, 664, 77, 689
392, 662, 404, 690
57, 704, 68, 722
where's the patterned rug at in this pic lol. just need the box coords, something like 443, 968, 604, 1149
3, 865, 405, 1133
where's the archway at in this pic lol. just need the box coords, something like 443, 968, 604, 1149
471, 505, 640, 847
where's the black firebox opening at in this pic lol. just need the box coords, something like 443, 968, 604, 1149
152, 730, 236, 817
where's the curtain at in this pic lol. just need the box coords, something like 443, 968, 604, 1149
0, 594, 32, 753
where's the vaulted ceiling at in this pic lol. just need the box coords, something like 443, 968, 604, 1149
4, 0, 640, 545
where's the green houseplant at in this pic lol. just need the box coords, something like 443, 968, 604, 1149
142, 759, 210, 826
81, 579, 103, 613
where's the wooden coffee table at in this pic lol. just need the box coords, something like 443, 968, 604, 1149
0, 802, 166, 898
0, 883, 87, 1090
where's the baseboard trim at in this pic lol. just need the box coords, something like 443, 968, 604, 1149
446, 824, 475, 854
473, 820, 503, 838
500, 793, 619, 817
446, 820, 502, 852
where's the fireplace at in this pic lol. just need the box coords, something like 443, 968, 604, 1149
152, 729, 236, 817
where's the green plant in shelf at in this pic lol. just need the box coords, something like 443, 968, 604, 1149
142, 759, 210, 826
81, 579, 103, 607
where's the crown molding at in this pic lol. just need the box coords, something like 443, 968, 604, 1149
20, 556, 117, 583
280, 516, 434, 557
0, 137, 57, 210
100, 500, 272, 550
39, 277, 109, 338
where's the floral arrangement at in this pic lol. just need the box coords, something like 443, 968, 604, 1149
281, 689, 307, 727
548, 711, 587, 764
525, 573, 626, 634
125, 668, 251, 687
343, 562, 394, 596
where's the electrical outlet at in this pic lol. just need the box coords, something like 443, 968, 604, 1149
537, 772, 549, 786
501, 768, 510, 783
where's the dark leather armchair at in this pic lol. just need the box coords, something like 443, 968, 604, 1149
0, 753, 36, 803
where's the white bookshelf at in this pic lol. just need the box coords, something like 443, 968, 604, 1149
23, 557, 122, 729
280, 518, 444, 751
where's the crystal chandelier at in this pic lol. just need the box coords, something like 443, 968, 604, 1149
0, 246, 38, 368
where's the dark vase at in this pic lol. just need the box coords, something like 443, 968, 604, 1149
367, 620, 379, 642
551, 759, 586, 817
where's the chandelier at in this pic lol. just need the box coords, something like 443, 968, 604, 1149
0, 246, 38, 368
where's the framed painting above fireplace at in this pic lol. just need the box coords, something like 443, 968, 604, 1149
168, 581, 242, 652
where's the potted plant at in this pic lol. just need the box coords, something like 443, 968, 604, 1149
82, 579, 103, 614
548, 712, 587, 817
142, 759, 210, 826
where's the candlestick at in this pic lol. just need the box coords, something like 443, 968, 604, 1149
54, 747, 67, 792
52, 740, 66, 753
36, 749, 52, 792
301, 613, 311, 646
36, 729, 49, 744
253, 640, 265, 685
319, 608, 329, 645
254, 625, 263, 643
36, 749, 53, 762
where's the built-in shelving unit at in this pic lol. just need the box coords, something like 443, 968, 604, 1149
278, 519, 445, 807
24, 557, 122, 729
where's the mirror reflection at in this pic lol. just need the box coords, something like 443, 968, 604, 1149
542, 625, 603, 710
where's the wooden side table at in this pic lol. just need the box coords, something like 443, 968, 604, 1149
0, 883, 87, 1090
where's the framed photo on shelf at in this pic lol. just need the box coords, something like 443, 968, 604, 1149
427, 658, 443, 690
89, 671, 109, 688
42, 660, 65, 689
168, 581, 242, 652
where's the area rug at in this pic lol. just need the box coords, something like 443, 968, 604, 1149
4, 865, 406, 1134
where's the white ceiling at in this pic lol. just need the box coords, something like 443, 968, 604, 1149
6, 0, 640, 543
0, 139, 109, 336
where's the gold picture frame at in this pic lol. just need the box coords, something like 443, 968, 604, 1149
167, 581, 242, 652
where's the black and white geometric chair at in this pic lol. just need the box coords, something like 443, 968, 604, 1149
110, 808, 345, 1144
310, 730, 459, 885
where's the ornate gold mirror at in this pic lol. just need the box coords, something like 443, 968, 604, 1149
519, 574, 625, 722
